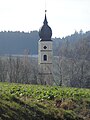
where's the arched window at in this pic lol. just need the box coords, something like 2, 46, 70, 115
43, 55, 47, 61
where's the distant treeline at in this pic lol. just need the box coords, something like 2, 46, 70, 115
0, 30, 90, 55
0, 30, 90, 88
53, 30, 90, 88
0, 31, 39, 55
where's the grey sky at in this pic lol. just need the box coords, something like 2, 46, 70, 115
0, 0, 90, 37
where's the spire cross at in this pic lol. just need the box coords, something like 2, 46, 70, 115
45, 0, 47, 13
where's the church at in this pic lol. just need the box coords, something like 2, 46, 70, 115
38, 11, 53, 85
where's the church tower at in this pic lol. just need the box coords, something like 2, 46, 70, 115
38, 11, 53, 85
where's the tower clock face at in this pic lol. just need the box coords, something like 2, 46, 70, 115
43, 46, 47, 49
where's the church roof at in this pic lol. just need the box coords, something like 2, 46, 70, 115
39, 12, 52, 41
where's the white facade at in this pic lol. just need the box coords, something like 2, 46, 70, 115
38, 40, 53, 85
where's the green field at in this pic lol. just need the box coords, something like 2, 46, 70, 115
0, 82, 90, 120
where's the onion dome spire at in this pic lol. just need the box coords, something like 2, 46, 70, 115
39, 10, 52, 41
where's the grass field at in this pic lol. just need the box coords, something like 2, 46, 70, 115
0, 82, 90, 120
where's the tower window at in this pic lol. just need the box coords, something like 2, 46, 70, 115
43, 46, 47, 49
43, 55, 47, 61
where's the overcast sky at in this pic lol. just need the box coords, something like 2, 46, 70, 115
0, 0, 90, 37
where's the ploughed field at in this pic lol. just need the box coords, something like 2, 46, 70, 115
0, 82, 90, 120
